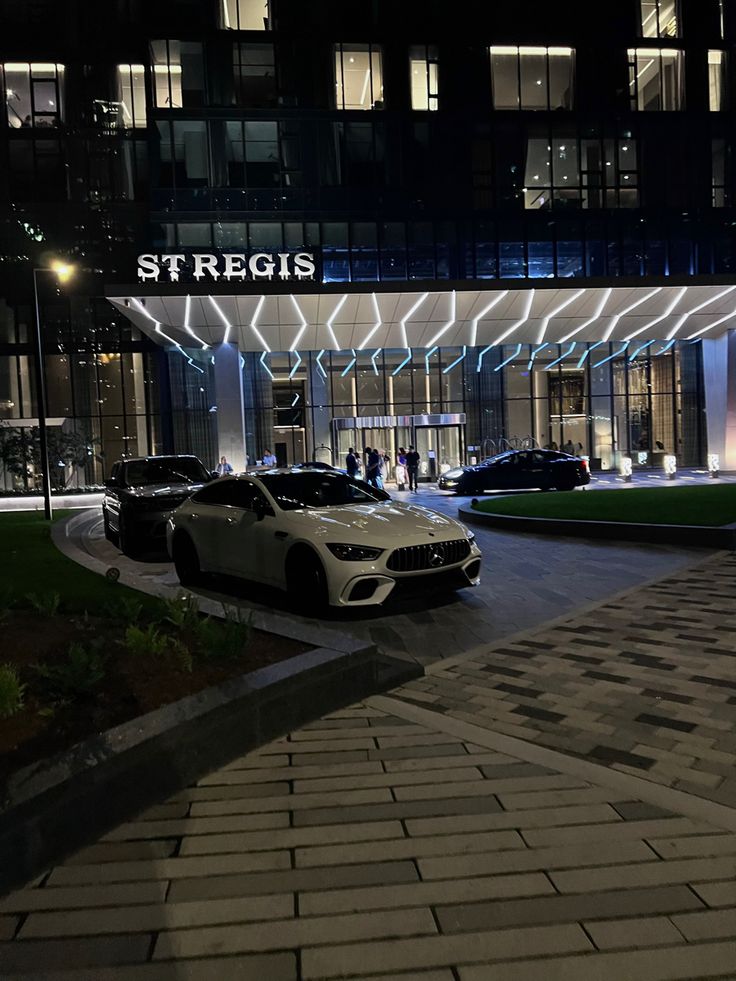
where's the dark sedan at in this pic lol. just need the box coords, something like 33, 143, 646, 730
438, 449, 590, 494
103, 454, 213, 557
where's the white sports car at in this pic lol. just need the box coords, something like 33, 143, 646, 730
166, 470, 482, 608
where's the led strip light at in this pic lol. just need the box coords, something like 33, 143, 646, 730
248, 295, 269, 351
478, 289, 535, 373
183, 294, 209, 349
326, 294, 347, 349
359, 293, 383, 350
469, 291, 509, 348
623, 286, 687, 342
427, 290, 457, 347
400, 292, 429, 349
545, 341, 576, 371
443, 346, 467, 374
129, 298, 203, 373
289, 295, 308, 352
665, 285, 736, 340
558, 287, 612, 344
536, 288, 585, 344
207, 296, 232, 345
602, 287, 661, 342
687, 303, 736, 340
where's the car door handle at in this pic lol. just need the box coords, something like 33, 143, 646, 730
190, 512, 199, 520
226, 516, 237, 524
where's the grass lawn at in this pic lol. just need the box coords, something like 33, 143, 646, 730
471, 483, 736, 527
0, 511, 159, 612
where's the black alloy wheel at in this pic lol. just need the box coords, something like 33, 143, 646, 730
118, 511, 141, 558
287, 548, 328, 612
173, 534, 202, 587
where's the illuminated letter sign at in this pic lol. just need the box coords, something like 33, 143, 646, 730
137, 252, 317, 283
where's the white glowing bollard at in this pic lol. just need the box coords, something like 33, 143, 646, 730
664, 454, 677, 480
620, 456, 633, 482
708, 453, 720, 478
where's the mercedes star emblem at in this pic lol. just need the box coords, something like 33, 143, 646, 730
428, 546, 446, 568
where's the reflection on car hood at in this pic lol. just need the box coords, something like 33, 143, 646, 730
123, 482, 205, 500
285, 500, 469, 544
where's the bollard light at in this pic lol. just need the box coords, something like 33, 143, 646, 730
620, 456, 633, 482
664, 454, 677, 480
637, 451, 648, 466
708, 453, 720, 478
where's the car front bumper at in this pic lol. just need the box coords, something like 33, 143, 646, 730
325, 541, 482, 607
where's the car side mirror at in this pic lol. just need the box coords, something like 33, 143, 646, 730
253, 497, 269, 521
104, 477, 119, 489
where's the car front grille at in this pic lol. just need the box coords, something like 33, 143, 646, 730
386, 538, 471, 573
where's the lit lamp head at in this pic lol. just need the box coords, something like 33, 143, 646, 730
708, 453, 720, 478
620, 455, 633, 482
50, 260, 75, 283
664, 454, 677, 480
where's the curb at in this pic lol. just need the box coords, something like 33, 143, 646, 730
0, 643, 421, 896
459, 504, 736, 549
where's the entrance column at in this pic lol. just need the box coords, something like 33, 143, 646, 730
213, 341, 247, 470
702, 330, 736, 470
308, 353, 332, 463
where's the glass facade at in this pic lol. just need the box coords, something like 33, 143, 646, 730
0, 0, 733, 488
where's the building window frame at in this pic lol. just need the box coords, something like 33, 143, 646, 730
220, 0, 271, 30
409, 44, 439, 111
708, 50, 728, 110
489, 45, 575, 111
3, 62, 64, 129
116, 64, 147, 128
639, 0, 680, 39
627, 47, 684, 110
334, 43, 384, 110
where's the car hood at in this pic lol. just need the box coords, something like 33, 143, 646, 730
283, 500, 471, 545
122, 482, 205, 500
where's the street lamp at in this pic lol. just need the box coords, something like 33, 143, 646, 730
32, 261, 75, 520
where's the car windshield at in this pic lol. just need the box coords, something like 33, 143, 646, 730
259, 473, 383, 510
123, 458, 208, 486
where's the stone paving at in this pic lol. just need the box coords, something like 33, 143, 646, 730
391, 550, 736, 809
2, 698, 736, 980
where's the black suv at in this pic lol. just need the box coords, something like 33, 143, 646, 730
103, 455, 214, 557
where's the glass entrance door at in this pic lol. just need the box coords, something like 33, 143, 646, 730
415, 426, 463, 481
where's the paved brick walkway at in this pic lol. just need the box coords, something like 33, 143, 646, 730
392, 550, 736, 809
2, 696, 736, 979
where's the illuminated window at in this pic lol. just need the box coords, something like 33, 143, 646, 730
3, 62, 64, 128
220, 0, 270, 29
150, 41, 204, 109
627, 48, 684, 110
640, 0, 679, 38
409, 44, 438, 110
490, 46, 574, 110
709, 50, 727, 110
116, 65, 147, 127
334, 44, 383, 110
522, 135, 638, 210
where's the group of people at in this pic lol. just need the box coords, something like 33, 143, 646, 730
215, 449, 276, 476
345, 445, 420, 492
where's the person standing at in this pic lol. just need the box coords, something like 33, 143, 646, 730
216, 456, 233, 476
366, 447, 383, 489
345, 446, 360, 478
262, 449, 277, 466
396, 447, 407, 490
405, 445, 420, 492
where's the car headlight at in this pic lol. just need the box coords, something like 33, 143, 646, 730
442, 479, 459, 486
444, 468, 464, 479
466, 531, 475, 543
326, 543, 385, 561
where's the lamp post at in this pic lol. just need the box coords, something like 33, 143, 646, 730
32, 261, 74, 520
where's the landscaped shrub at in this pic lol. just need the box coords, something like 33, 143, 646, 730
124, 624, 169, 659
161, 592, 201, 633
104, 596, 145, 625
0, 664, 25, 718
195, 607, 253, 660
35, 643, 107, 702
0, 588, 15, 624
24, 591, 61, 617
